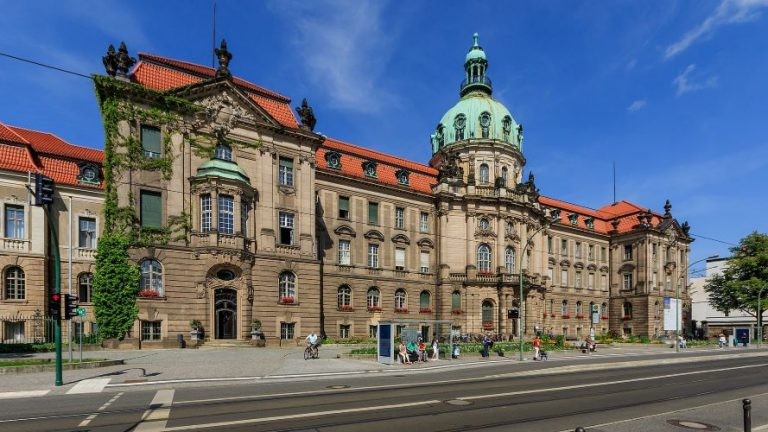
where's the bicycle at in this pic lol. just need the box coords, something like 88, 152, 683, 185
304, 344, 319, 360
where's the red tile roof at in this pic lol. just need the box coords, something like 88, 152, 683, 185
316, 138, 438, 194
131, 53, 299, 128
540, 196, 664, 235
8, 126, 103, 164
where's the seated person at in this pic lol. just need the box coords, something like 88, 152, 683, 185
406, 340, 420, 363
398, 341, 411, 364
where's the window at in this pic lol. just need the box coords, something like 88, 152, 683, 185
479, 163, 490, 184
396, 170, 409, 185
547, 236, 553, 254
454, 114, 466, 140
218, 195, 235, 234
451, 290, 461, 311
654, 301, 661, 317
624, 245, 633, 260
480, 112, 491, 138
140, 260, 163, 296
338, 240, 351, 265
623, 273, 633, 290
78, 273, 93, 303
241, 199, 250, 237
141, 321, 161, 341
339, 324, 351, 338
140, 190, 162, 228
502, 116, 512, 141
547, 267, 554, 282
5, 205, 24, 239
367, 287, 381, 308
420, 291, 431, 311
623, 302, 633, 319
575, 271, 582, 288
501, 166, 508, 186
2, 321, 23, 342
215, 143, 232, 161
4, 267, 25, 300
576, 301, 583, 317
652, 243, 658, 260
588, 273, 595, 290
505, 221, 514, 236
369, 325, 378, 338
600, 246, 607, 261
278, 157, 294, 186
420, 251, 429, 273
368, 202, 379, 225
477, 244, 491, 273
482, 300, 493, 326
601, 274, 607, 290
666, 275, 672, 290
395, 288, 407, 310
78, 217, 97, 248
278, 272, 296, 300
395, 207, 405, 229
325, 151, 341, 169
561, 300, 569, 316
337, 285, 351, 308
200, 195, 212, 232
505, 247, 516, 273
280, 322, 295, 339
561, 269, 568, 286
575, 242, 582, 259
420, 212, 429, 232
588, 244, 594, 260
279, 212, 294, 245
368, 244, 379, 268
363, 161, 377, 178
141, 126, 161, 159
395, 248, 406, 271
338, 196, 350, 219
479, 218, 490, 231
652, 272, 658, 289
561, 239, 568, 255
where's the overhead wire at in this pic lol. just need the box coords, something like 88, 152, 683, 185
0, 51, 93, 80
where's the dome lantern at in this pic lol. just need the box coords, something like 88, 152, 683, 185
461, 33, 491, 97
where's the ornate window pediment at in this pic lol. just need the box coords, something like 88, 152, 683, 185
391, 233, 410, 245
587, 263, 597, 271
77, 163, 101, 185
362, 160, 378, 178
599, 265, 610, 273
568, 213, 579, 226
325, 151, 341, 169
395, 169, 410, 186
584, 217, 595, 229
619, 263, 636, 273
334, 225, 357, 238
560, 259, 571, 267
548, 257, 557, 265
363, 229, 384, 242
417, 238, 434, 249
573, 261, 585, 270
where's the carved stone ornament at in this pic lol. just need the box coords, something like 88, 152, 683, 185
664, 199, 672, 217
196, 92, 254, 139
214, 39, 233, 78
296, 98, 317, 131
102, 44, 118, 77
437, 150, 464, 183
115, 42, 136, 78
196, 282, 207, 299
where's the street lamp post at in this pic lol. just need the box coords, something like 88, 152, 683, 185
676, 254, 718, 353
757, 285, 765, 350
519, 211, 559, 361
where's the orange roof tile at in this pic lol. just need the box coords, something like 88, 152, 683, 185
8, 126, 103, 163
0, 123, 30, 145
539, 196, 667, 235
0, 142, 39, 173
38, 156, 102, 189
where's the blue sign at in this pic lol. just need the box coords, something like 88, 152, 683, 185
378, 323, 393, 364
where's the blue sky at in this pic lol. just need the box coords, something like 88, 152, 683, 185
1, 0, 766, 270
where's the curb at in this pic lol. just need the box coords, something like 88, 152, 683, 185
0, 359, 124, 375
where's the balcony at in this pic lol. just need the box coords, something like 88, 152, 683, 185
460, 76, 493, 96
76, 248, 96, 260
191, 232, 254, 253
1, 238, 29, 252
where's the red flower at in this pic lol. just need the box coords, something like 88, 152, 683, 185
367, 306, 382, 312
138, 289, 160, 298
561, 315, 571, 319
576, 314, 585, 319
280, 296, 295, 304
419, 308, 432, 314
451, 309, 463, 315
601, 315, 609, 320
394, 307, 409, 313
338, 305, 354, 312
482, 321, 494, 328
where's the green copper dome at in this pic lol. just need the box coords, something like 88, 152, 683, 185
430, 34, 523, 155
195, 158, 250, 184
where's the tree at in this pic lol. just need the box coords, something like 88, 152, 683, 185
93, 233, 140, 340
704, 232, 768, 334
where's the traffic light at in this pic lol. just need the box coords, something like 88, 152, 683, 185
64, 294, 79, 320
49, 293, 61, 319
508, 308, 520, 319
34, 173, 55, 206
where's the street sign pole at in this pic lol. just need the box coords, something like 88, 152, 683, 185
45, 205, 63, 386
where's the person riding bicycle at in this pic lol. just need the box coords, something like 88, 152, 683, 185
306, 331, 319, 349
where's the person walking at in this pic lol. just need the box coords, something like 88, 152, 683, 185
533, 335, 542, 360
481, 334, 492, 358
718, 333, 726, 349
431, 337, 439, 361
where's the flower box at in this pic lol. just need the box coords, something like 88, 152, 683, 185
561, 315, 571, 319
419, 308, 432, 314
394, 308, 409, 313
338, 305, 354, 312
576, 314, 585, 319
622, 316, 632, 320
138, 289, 160, 298
280, 296, 295, 304
601, 315, 609, 320
482, 321, 494, 328
451, 309, 463, 315
367, 306, 382, 312
550, 313, 556, 317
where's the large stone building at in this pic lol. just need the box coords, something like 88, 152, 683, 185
1, 35, 695, 346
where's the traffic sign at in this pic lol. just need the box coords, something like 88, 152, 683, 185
76, 307, 87, 317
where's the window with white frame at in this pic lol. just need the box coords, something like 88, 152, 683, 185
140, 260, 163, 296
339, 324, 350, 338
624, 244, 633, 260
338, 240, 351, 265
218, 195, 234, 234
561, 300, 569, 316
419, 212, 428, 232
368, 244, 379, 268
141, 321, 161, 341
575, 271, 582, 288
78, 217, 97, 248
588, 273, 595, 290
575, 242, 582, 259
477, 244, 491, 273
278, 272, 296, 300
280, 322, 295, 339
601, 247, 607, 261
479, 218, 490, 230
547, 236, 553, 254
215, 143, 232, 161
278, 157, 294, 186
337, 285, 351, 308
420, 291, 431, 311
338, 196, 350, 219
576, 301, 583, 316
652, 272, 658, 289
395, 207, 405, 229
279, 212, 294, 245
395, 248, 406, 271
394, 288, 407, 310
4, 266, 25, 300
601, 274, 607, 289
451, 290, 461, 310
588, 244, 594, 260
367, 287, 380, 308
420, 251, 429, 273
505, 247, 516, 273
623, 302, 632, 318
561, 239, 568, 255
200, 195, 212, 232
78, 273, 93, 303
547, 267, 554, 282
561, 269, 568, 286
141, 126, 161, 159
4, 205, 24, 239
623, 273, 633, 290
479, 163, 490, 184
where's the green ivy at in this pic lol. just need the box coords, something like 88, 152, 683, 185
92, 234, 140, 340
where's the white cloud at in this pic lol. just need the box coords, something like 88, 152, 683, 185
626, 99, 647, 112
664, 0, 768, 59
673, 64, 718, 96
273, 0, 397, 113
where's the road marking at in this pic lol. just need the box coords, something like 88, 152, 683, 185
163, 399, 440, 431
67, 378, 111, 394
78, 392, 123, 427
0, 390, 49, 400
133, 389, 175, 432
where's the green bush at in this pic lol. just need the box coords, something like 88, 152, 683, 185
0, 343, 56, 353
350, 347, 377, 354
639, 336, 651, 344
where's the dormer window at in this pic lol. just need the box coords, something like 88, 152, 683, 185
362, 161, 378, 178
585, 217, 595, 229
395, 169, 410, 186
568, 213, 579, 226
436, 125, 445, 148
479, 217, 490, 230
502, 116, 512, 142
501, 166, 508, 186
454, 114, 466, 140
215, 143, 232, 161
325, 151, 341, 169
77, 164, 101, 185
479, 112, 491, 138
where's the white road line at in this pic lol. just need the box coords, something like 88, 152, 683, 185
0, 390, 49, 400
133, 389, 174, 432
78, 392, 123, 427
163, 400, 441, 431
67, 378, 111, 394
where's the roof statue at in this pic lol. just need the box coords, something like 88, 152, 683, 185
296, 98, 317, 131
437, 150, 464, 183
102, 44, 118, 77
115, 42, 136, 79
214, 39, 233, 79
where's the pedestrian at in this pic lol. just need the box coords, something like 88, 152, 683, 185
482, 333, 492, 358
431, 337, 439, 361
533, 334, 542, 360
718, 333, 726, 349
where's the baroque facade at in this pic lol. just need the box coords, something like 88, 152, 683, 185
1, 35, 694, 346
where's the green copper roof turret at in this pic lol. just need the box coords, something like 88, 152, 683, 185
195, 158, 250, 184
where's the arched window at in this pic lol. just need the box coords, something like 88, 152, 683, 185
482, 300, 494, 327
477, 244, 492, 273
215, 143, 232, 161
4, 266, 25, 300
623, 302, 633, 319
654, 301, 660, 318
454, 114, 466, 140
576, 301, 583, 317
420, 291, 431, 312
337, 285, 351, 308
140, 260, 163, 296
501, 166, 508, 186
502, 116, 512, 142
602, 302, 608, 318
367, 287, 381, 309
479, 112, 491, 138
479, 218, 490, 230
78, 273, 93, 303
395, 288, 407, 310
561, 300, 569, 317
479, 163, 490, 184
278, 271, 296, 301
505, 247, 516, 273
451, 290, 462, 311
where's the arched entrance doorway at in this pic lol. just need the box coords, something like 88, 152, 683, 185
215, 288, 238, 339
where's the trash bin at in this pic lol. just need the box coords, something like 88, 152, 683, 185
177, 334, 186, 348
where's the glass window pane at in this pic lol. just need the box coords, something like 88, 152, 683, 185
141, 126, 161, 158
140, 191, 162, 228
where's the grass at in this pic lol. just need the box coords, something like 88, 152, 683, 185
0, 358, 103, 367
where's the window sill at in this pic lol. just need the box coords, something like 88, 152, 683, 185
137, 296, 167, 301
279, 302, 300, 306
0, 299, 27, 303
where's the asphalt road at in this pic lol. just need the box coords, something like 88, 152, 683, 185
1, 354, 767, 431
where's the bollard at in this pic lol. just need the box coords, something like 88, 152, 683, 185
575, 427, 586, 432
743, 399, 751, 432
